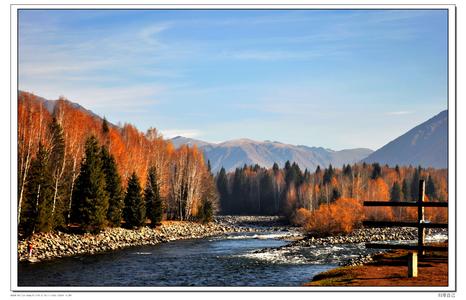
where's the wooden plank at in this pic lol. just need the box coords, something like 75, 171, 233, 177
365, 243, 448, 251
362, 221, 448, 228
363, 201, 448, 207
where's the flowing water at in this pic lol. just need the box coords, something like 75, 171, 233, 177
18, 229, 446, 287
17, 231, 337, 287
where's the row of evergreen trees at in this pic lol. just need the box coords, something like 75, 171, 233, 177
69, 135, 164, 232
216, 161, 309, 215
215, 161, 446, 217
389, 166, 439, 202
20, 118, 67, 235
19, 121, 164, 235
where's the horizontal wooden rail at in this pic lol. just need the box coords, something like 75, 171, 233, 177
363, 201, 448, 207
362, 221, 448, 228
365, 243, 448, 252
363, 180, 448, 277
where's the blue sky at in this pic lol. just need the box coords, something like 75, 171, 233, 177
19, 9, 448, 150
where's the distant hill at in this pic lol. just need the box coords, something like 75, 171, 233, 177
19, 90, 102, 121
169, 136, 212, 149
170, 136, 373, 173
363, 110, 448, 168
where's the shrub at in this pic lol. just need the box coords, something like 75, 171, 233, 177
292, 208, 313, 227
306, 198, 364, 236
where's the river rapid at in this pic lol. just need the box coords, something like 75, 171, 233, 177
17, 217, 447, 287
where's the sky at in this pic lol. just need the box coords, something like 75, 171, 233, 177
18, 9, 448, 150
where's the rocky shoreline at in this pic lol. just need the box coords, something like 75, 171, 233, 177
18, 215, 447, 265
300, 227, 448, 267
17, 218, 265, 262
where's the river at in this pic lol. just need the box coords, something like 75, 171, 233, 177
18, 230, 359, 287
18, 225, 448, 287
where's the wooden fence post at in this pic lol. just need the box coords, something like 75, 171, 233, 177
418, 180, 425, 255
408, 251, 418, 277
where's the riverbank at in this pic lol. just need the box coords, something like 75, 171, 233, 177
293, 227, 420, 247
17, 216, 296, 262
306, 245, 448, 286
249, 227, 447, 267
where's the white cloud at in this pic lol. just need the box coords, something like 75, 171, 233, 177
160, 129, 202, 139
139, 23, 171, 46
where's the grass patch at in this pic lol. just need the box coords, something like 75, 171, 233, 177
306, 266, 360, 286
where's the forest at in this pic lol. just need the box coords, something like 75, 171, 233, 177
215, 157, 448, 234
17, 92, 218, 236
17, 91, 448, 237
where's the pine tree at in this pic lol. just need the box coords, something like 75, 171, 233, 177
199, 200, 214, 223
144, 166, 163, 227
72, 136, 109, 232
102, 117, 109, 134
124, 172, 146, 228
343, 164, 353, 177
315, 165, 321, 174
231, 168, 246, 213
371, 163, 382, 180
426, 175, 437, 200
410, 166, 421, 201
101, 145, 124, 227
390, 181, 402, 202
216, 167, 230, 213
323, 164, 334, 185
48, 117, 66, 229
402, 179, 410, 201
284, 160, 291, 171
199, 171, 219, 223
330, 187, 341, 202
285, 163, 300, 186
21, 143, 54, 236
259, 171, 275, 214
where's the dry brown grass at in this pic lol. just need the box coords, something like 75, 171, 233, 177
306, 246, 448, 287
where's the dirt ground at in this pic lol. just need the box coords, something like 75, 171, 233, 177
306, 248, 448, 287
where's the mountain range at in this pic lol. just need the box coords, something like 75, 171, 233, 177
363, 110, 448, 169
171, 110, 448, 172
171, 136, 373, 173
20, 91, 448, 172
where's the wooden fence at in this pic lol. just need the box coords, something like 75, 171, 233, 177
362, 179, 448, 277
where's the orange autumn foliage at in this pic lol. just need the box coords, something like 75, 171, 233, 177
17, 92, 214, 222
306, 198, 364, 236
424, 195, 448, 223
364, 178, 394, 221
292, 207, 313, 226
425, 207, 448, 223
